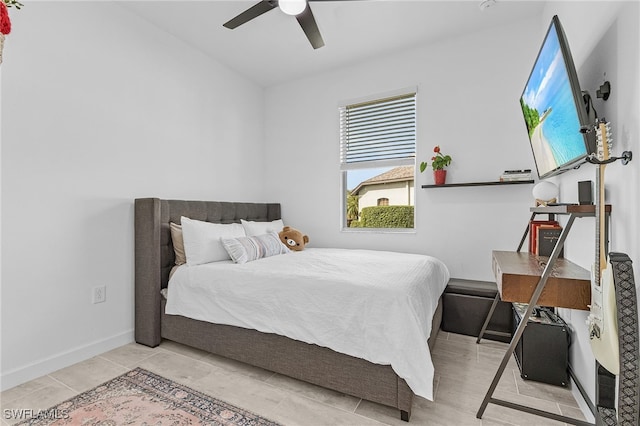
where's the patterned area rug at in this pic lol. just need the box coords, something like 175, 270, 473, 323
18, 367, 281, 425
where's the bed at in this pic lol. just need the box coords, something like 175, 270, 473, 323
134, 198, 447, 421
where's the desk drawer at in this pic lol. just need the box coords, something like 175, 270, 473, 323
492, 251, 590, 310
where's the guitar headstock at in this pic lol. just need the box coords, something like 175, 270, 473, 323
595, 119, 613, 162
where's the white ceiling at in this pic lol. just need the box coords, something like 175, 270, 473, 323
119, 0, 546, 87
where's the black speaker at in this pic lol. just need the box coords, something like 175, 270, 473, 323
512, 304, 569, 386
578, 180, 593, 205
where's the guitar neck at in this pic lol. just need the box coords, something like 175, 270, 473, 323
597, 165, 606, 272
595, 120, 610, 276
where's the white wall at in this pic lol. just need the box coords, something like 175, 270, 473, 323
540, 1, 640, 417
264, 2, 639, 420
1, 2, 266, 390
3, 3, 638, 419
264, 17, 542, 279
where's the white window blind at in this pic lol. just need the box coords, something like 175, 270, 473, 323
340, 92, 416, 169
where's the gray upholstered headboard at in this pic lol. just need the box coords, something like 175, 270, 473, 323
134, 198, 281, 347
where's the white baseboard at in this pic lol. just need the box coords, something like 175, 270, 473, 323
572, 378, 596, 423
1, 329, 134, 392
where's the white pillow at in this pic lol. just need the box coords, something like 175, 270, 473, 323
241, 219, 285, 237
180, 217, 246, 265
221, 232, 289, 264
169, 223, 186, 265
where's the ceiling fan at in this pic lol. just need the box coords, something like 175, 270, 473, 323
223, 0, 327, 49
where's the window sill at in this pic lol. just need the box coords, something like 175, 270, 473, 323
341, 227, 416, 234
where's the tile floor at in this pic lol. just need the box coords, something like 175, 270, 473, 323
1, 332, 588, 425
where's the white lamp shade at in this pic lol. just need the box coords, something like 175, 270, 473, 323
279, 0, 306, 16
532, 181, 559, 202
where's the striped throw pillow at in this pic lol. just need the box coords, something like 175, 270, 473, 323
221, 232, 289, 264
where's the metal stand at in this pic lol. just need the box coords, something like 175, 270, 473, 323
476, 208, 606, 425
476, 212, 537, 344
476, 294, 502, 344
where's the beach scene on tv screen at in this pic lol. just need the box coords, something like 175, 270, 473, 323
520, 25, 586, 177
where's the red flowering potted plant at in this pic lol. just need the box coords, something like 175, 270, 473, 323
420, 145, 452, 185
0, 0, 22, 65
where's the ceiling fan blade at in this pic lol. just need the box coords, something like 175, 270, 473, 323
296, 4, 325, 49
223, 1, 277, 29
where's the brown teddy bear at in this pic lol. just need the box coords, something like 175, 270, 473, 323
278, 226, 309, 251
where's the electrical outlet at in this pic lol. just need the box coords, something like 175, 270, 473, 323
92, 286, 106, 304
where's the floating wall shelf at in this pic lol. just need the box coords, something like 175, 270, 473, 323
421, 180, 535, 189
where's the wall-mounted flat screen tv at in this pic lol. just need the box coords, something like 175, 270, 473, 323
520, 15, 594, 179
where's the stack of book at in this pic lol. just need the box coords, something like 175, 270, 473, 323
499, 169, 532, 182
529, 220, 564, 257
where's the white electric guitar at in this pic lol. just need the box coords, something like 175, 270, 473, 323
587, 119, 619, 375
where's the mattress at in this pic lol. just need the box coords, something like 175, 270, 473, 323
165, 247, 449, 400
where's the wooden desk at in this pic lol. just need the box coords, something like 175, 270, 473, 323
476, 205, 609, 426
492, 251, 591, 310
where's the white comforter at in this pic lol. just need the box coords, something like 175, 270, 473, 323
165, 248, 449, 400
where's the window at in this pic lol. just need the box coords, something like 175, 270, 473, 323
340, 90, 416, 230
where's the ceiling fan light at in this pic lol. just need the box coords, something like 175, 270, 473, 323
279, 0, 306, 16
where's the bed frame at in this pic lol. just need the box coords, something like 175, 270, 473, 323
134, 198, 442, 421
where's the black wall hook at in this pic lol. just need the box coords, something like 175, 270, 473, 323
586, 150, 632, 165
596, 81, 611, 101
